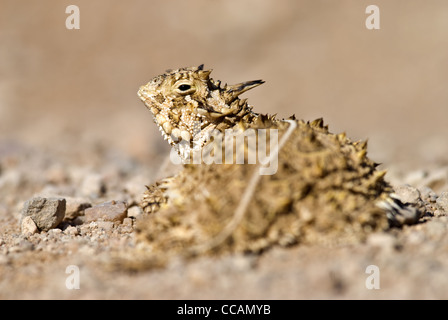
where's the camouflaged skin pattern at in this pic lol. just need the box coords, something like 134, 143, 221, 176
135, 65, 417, 257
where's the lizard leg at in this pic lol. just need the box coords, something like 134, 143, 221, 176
377, 194, 423, 227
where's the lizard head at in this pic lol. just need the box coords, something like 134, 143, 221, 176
138, 64, 264, 159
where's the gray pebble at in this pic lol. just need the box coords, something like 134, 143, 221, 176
21, 197, 66, 231
394, 185, 421, 204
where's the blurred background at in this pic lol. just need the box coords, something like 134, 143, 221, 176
1, 0, 447, 172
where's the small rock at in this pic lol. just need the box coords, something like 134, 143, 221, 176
64, 226, 79, 236
46, 228, 63, 241
64, 197, 92, 220
21, 197, 66, 231
80, 174, 106, 198
84, 200, 127, 223
419, 187, 438, 202
127, 206, 142, 218
123, 217, 133, 227
21, 216, 39, 235
433, 209, 446, 217
121, 217, 134, 233
394, 185, 421, 204
436, 192, 448, 213
48, 228, 62, 235
88, 221, 98, 229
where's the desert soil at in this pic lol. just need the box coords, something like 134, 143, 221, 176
1, 1, 448, 299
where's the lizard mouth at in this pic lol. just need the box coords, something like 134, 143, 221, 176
138, 85, 211, 159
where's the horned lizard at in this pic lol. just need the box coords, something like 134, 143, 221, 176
135, 65, 421, 257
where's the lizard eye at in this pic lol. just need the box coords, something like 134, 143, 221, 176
174, 82, 196, 95
178, 84, 191, 91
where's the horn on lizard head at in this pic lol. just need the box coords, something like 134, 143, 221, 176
195, 64, 212, 81
222, 79, 264, 104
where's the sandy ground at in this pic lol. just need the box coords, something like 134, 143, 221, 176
1, 1, 448, 299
